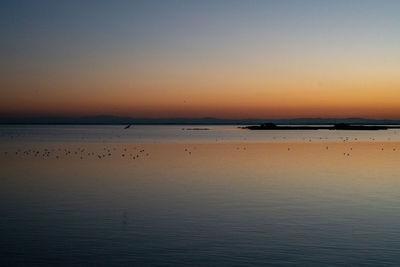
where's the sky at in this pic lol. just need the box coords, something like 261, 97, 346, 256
1, 0, 400, 119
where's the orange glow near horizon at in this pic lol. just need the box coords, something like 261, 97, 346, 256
2, 73, 400, 119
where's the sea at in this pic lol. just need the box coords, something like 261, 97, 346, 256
1, 125, 400, 266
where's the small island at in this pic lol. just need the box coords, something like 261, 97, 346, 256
181, 128, 210, 131
242, 123, 400, 131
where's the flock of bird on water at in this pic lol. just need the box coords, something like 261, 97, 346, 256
1, 126, 399, 160
1, 145, 154, 160
1, 137, 399, 161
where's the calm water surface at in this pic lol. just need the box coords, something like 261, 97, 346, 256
1, 125, 400, 266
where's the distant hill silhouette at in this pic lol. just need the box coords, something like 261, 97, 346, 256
1, 115, 400, 125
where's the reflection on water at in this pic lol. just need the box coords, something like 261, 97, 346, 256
1, 126, 400, 265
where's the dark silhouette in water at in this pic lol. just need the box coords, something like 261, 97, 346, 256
124, 124, 132, 129
182, 128, 210, 130
243, 123, 400, 131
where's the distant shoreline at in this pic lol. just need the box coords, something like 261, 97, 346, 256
2, 123, 400, 126
1, 116, 400, 126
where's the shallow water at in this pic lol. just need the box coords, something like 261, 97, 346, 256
1, 126, 400, 266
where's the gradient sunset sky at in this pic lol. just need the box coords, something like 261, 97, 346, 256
1, 0, 400, 119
